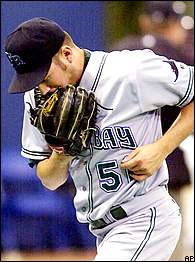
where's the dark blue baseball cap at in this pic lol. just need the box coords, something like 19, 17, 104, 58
5, 17, 65, 94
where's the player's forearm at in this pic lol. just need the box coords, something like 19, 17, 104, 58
120, 100, 193, 182
158, 100, 194, 156
36, 151, 73, 190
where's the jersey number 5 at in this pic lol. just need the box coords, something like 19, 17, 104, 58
96, 160, 122, 192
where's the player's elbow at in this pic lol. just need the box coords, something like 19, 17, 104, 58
36, 158, 69, 190
40, 177, 67, 191
36, 168, 68, 190
36, 168, 68, 191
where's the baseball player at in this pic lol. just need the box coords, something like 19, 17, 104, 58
5, 17, 194, 261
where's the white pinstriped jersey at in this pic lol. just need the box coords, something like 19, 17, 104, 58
21, 49, 194, 223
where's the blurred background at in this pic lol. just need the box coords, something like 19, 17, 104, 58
1, 1, 194, 261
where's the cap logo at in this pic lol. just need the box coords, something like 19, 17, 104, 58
5, 52, 26, 69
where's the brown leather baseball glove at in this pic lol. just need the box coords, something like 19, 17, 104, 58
29, 84, 97, 156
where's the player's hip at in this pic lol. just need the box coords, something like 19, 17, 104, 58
89, 186, 180, 234
93, 203, 181, 261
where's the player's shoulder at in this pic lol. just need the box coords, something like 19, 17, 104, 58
24, 88, 34, 97
106, 49, 158, 69
109, 48, 157, 60
90, 48, 156, 63
24, 87, 35, 104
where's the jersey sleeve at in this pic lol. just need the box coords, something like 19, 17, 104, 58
21, 89, 52, 160
135, 49, 194, 112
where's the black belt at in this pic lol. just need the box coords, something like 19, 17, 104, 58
91, 206, 127, 230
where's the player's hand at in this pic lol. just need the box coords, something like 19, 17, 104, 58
120, 142, 167, 182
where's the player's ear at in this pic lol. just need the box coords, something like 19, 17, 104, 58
60, 45, 73, 63
53, 45, 73, 70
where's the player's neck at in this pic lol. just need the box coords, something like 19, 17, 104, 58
75, 49, 91, 87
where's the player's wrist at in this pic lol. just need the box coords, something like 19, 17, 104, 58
51, 149, 74, 162
154, 139, 170, 158
52, 148, 64, 154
